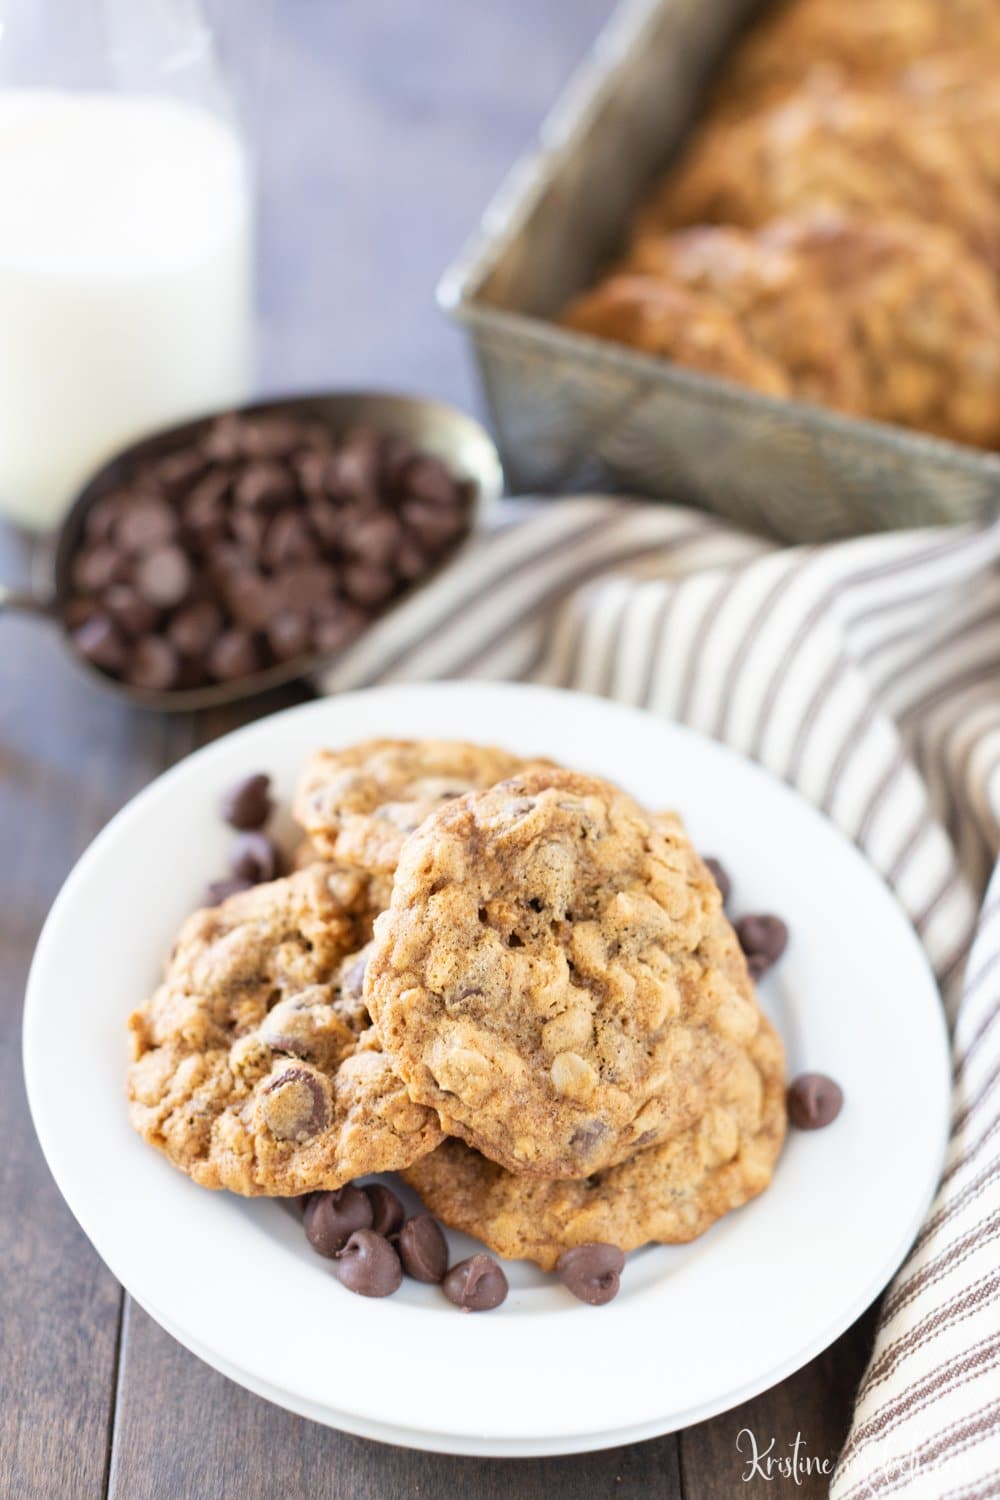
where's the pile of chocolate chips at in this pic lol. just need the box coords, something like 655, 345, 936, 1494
295, 1184, 627, 1309
294, 1183, 511, 1310
65, 412, 475, 692
203, 773, 283, 907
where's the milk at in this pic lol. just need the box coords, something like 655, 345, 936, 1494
0, 91, 253, 530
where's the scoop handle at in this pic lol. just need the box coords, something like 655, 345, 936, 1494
0, 581, 58, 618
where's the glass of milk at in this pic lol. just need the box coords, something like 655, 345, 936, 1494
0, 0, 254, 531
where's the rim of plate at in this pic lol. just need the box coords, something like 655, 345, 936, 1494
23, 682, 952, 1451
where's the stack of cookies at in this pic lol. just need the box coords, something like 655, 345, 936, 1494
561, 0, 1000, 449
127, 740, 788, 1280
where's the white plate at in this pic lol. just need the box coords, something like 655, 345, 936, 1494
24, 682, 951, 1456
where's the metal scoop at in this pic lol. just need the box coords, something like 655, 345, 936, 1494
0, 391, 503, 711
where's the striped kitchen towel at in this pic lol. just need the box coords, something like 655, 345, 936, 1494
317, 497, 1000, 1497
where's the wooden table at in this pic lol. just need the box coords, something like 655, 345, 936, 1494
0, 4, 876, 1494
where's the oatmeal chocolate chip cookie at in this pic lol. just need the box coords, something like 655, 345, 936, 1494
291, 835, 323, 871
291, 832, 395, 918
301, 858, 391, 939
640, 83, 1000, 275
365, 769, 772, 1178
562, 276, 790, 399
618, 225, 865, 413
709, 0, 1000, 119
897, 51, 1000, 200
127, 867, 442, 1195
293, 739, 549, 875
760, 215, 1000, 447
617, 215, 1000, 448
403, 1016, 786, 1270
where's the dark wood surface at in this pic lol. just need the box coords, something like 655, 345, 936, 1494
2, 4, 875, 1495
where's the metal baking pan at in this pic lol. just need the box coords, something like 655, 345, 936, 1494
438, 0, 1000, 542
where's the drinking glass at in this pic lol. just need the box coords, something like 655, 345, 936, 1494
0, 0, 254, 530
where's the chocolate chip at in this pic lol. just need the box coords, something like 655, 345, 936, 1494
342, 562, 396, 608
364, 1184, 405, 1238
152, 447, 207, 496
275, 563, 337, 612
184, 469, 231, 524
261, 1030, 312, 1061
401, 499, 466, 553
207, 542, 256, 582
297, 452, 339, 498
167, 600, 223, 656
787, 1073, 843, 1130
84, 491, 128, 542
331, 429, 379, 500
442, 1254, 508, 1311
403, 454, 461, 508
703, 857, 731, 905
334, 501, 378, 542
221, 570, 278, 630
398, 1214, 449, 1284
340, 949, 369, 1005
312, 602, 366, 654
556, 1243, 625, 1305
267, 611, 311, 661
127, 635, 180, 690
242, 416, 309, 461
202, 875, 254, 906
261, 1066, 329, 1140
220, 773, 272, 829
72, 544, 127, 593
736, 914, 788, 978
343, 512, 400, 566
335, 1230, 403, 1297
135, 545, 192, 608
73, 613, 126, 672
570, 1119, 608, 1154
304, 1186, 373, 1257
263, 511, 317, 569
114, 496, 177, 553
450, 985, 484, 1006
395, 537, 430, 581
377, 434, 417, 490
101, 583, 159, 638
234, 460, 295, 509
207, 627, 261, 681
230, 830, 280, 883
229, 507, 269, 553
258, 992, 338, 1061
305, 496, 343, 547
201, 413, 246, 463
